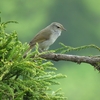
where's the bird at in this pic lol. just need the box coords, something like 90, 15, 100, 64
23, 22, 66, 57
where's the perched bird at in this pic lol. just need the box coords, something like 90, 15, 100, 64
24, 22, 66, 57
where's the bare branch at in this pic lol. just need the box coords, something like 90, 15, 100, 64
40, 53, 100, 71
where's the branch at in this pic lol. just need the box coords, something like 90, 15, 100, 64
40, 53, 100, 71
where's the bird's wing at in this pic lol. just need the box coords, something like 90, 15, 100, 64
29, 28, 51, 48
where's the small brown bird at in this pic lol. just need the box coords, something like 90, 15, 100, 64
24, 22, 66, 57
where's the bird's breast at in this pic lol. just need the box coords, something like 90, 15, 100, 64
39, 31, 61, 50
50, 31, 61, 43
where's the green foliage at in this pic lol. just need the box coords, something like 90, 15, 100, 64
0, 18, 67, 100
1, 1, 100, 100
55, 43, 100, 72
56, 43, 100, 54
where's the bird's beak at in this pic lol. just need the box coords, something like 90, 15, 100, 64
63, 28, 67, 31
62, 27, 67, 31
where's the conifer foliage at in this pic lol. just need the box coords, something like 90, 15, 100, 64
0, 17, 67, 100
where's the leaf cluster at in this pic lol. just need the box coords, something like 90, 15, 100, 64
0, 18, 67, 100
56, 43, 100, 54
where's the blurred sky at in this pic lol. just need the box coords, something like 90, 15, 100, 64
0, 0, 100, 100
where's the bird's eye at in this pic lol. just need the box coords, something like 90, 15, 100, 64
56, 26, 60, 28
